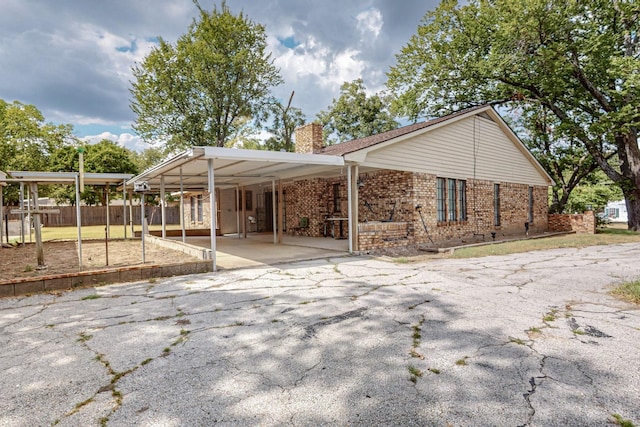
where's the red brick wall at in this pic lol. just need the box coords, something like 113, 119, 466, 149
282, 171, 549, 251
548, 211, 595, 234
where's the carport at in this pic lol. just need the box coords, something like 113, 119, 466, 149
0, 171, 133, 268
126, 146, 357, 272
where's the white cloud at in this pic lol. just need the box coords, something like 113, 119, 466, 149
81, 132, 147, 152
356, 8, 383, 40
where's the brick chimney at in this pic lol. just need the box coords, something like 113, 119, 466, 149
294, 123, 324, 154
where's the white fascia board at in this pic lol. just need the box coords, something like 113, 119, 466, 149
126, 149, 198, 185
201, 146, 344, 166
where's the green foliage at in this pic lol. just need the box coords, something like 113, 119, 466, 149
130, 1, 282, 151
388, 0, 640, 228
129, 146, 167, 173
49, 140, 138, 205
317, 79, 399, 145
264, 91, 306, 152
0, 99, 80, 203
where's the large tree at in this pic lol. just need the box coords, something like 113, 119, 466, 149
387, 0, 640, 229
130, 1, 282, 152
0, 99, 78, 204
317, 79, 399, 145
264, 91, 306, 152
50, 140, 138, 205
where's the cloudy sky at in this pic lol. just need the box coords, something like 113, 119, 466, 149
0, 0, 439, 152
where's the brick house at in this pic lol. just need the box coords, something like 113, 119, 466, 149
130, 104, 553, 257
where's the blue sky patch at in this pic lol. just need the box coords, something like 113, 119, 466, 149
277, 35, 300, 49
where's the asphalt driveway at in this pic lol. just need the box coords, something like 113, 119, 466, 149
1, 243, 639, 426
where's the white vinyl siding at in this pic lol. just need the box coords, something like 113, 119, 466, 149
358, 114, 550, 186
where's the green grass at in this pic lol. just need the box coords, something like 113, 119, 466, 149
81, 294, 101, 300
453, 227, 640, 258
611, 280, 640, 304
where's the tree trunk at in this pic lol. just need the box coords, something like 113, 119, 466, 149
616, 131, 640, 231
625, 189, 640, 232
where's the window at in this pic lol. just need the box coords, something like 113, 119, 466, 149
197, 194, 203, 222
437, 177, 466, 223
528, 186, 534, 223
494, 184, 501, 226
332, 183, 341, 213
458, 180, 467, 221
447, 179, 456, 221
190, 196, 196, 223
606, 207, 619, 218
238, 190, 253, 211
436, 178, 446, 222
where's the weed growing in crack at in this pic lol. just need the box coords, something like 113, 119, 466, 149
572, 329, 585, 335
81, 294, 101, 300
299, 300, 311, 305
271, 319, 279, 323
162, 347, 171, 355
24, 265, 34, 272
611, 414, 636, 427
527, 327, 541, 333
509, 337, 526, 345
99, 416, 109, 426
428, 368, 441, 374
141, 358, 153, 365
543, 308, 559, 322
148, 278, 157, 284
408, 365, 423, 383
409, 349, 424, 359
77, 332, 93, 342
455, 357, 469, 366
611, 280, 640, 304
394, 257, 409, 264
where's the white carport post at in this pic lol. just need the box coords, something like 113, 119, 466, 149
160, 175, 166, 238
0, 176, 4, 247
19, 182, 25, 244
180, 168, 186, 243
208, 159, 217, 272
277, 180, 283, 244
75, 175, 83, 268
105, 186, 110, 239
353, 166, 359, 252
272, 179, 277, 244
235, 186, 240, 239
242, 187, 247, 238
122, 179, 127, 239
347, 165, 353, 254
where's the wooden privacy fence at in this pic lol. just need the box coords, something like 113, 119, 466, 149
3, 205, 180, 227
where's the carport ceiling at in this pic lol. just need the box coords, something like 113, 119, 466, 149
127, 146, 347, 192
4, 171, 133, 185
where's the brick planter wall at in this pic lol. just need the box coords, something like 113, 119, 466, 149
548, 211, 596, 234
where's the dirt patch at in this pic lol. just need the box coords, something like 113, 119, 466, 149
0, 239, 201, 281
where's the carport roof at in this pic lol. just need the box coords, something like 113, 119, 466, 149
126, 146, 346, 192
2, 171, 133, 185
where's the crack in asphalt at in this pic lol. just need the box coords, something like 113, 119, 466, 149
303, 307, 368, 339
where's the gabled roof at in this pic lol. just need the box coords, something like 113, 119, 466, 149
320, 104, 490, 156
